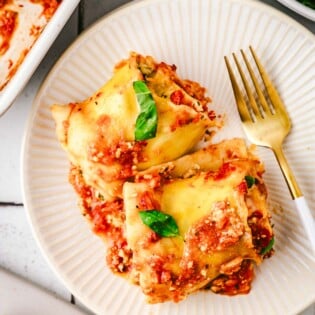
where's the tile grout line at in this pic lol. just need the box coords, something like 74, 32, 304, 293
70, 293, 76, 305
0, 202, 23, 206
0, 204, 78, 305
78, 0, 85, 34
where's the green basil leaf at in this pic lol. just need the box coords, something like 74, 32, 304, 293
260, 236, 275, 255
139, 210, 179, 237
245, 175, 257, 188
133, 80, 158, 141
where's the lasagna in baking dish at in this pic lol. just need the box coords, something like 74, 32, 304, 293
51, 53, 274, 303
0, 0, 61, 91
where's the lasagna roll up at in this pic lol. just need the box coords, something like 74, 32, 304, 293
123, 139, 274, 303
51, 53, 217, 201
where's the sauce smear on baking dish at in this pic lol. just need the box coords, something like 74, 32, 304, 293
0, 9, 17, 55
30, 0, 61, 18
0, 0, 61, 91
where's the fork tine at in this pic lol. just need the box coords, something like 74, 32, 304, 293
232, 53, 261, 120
249, 46, 290, 118
224, 56, 252, 123
240, 49, 272, 116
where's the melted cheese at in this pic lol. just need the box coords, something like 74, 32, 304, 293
161, 172, 246, 235
51, 52, 274, 304
51, 53, 216, 200
123, 139, 270, 303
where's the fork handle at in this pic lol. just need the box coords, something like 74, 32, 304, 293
272, 145, 302, 199
294, 197, 315, 256
273, 145, 315, 255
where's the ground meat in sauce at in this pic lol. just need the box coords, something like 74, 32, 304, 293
106, 239, 133, 274
137, 190, 161, 211
205, 162, 237, 181
207, 260, 254, 295
69, 165, 132, 275
30, 0, 61, 18
247, 208, 273, 255
0, 10, 17, 55
88, 137, 147, 181
185, 201, 244, 254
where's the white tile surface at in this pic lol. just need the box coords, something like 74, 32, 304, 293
0, 268, 87, 315
0, 205, 92, 314
0, 206, 70, 299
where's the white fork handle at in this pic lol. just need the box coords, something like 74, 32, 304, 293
294, 196, 315, 256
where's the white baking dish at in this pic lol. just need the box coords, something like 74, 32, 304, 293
0, 0, 80, 116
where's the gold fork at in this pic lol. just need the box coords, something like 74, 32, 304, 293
224, 46, 315, 255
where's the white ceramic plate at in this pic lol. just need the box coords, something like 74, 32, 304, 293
0, 0, 80, 116
277, 0, 315, 21
22, 0, 315, 314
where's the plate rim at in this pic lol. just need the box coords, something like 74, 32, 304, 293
21, 0, 315, 314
